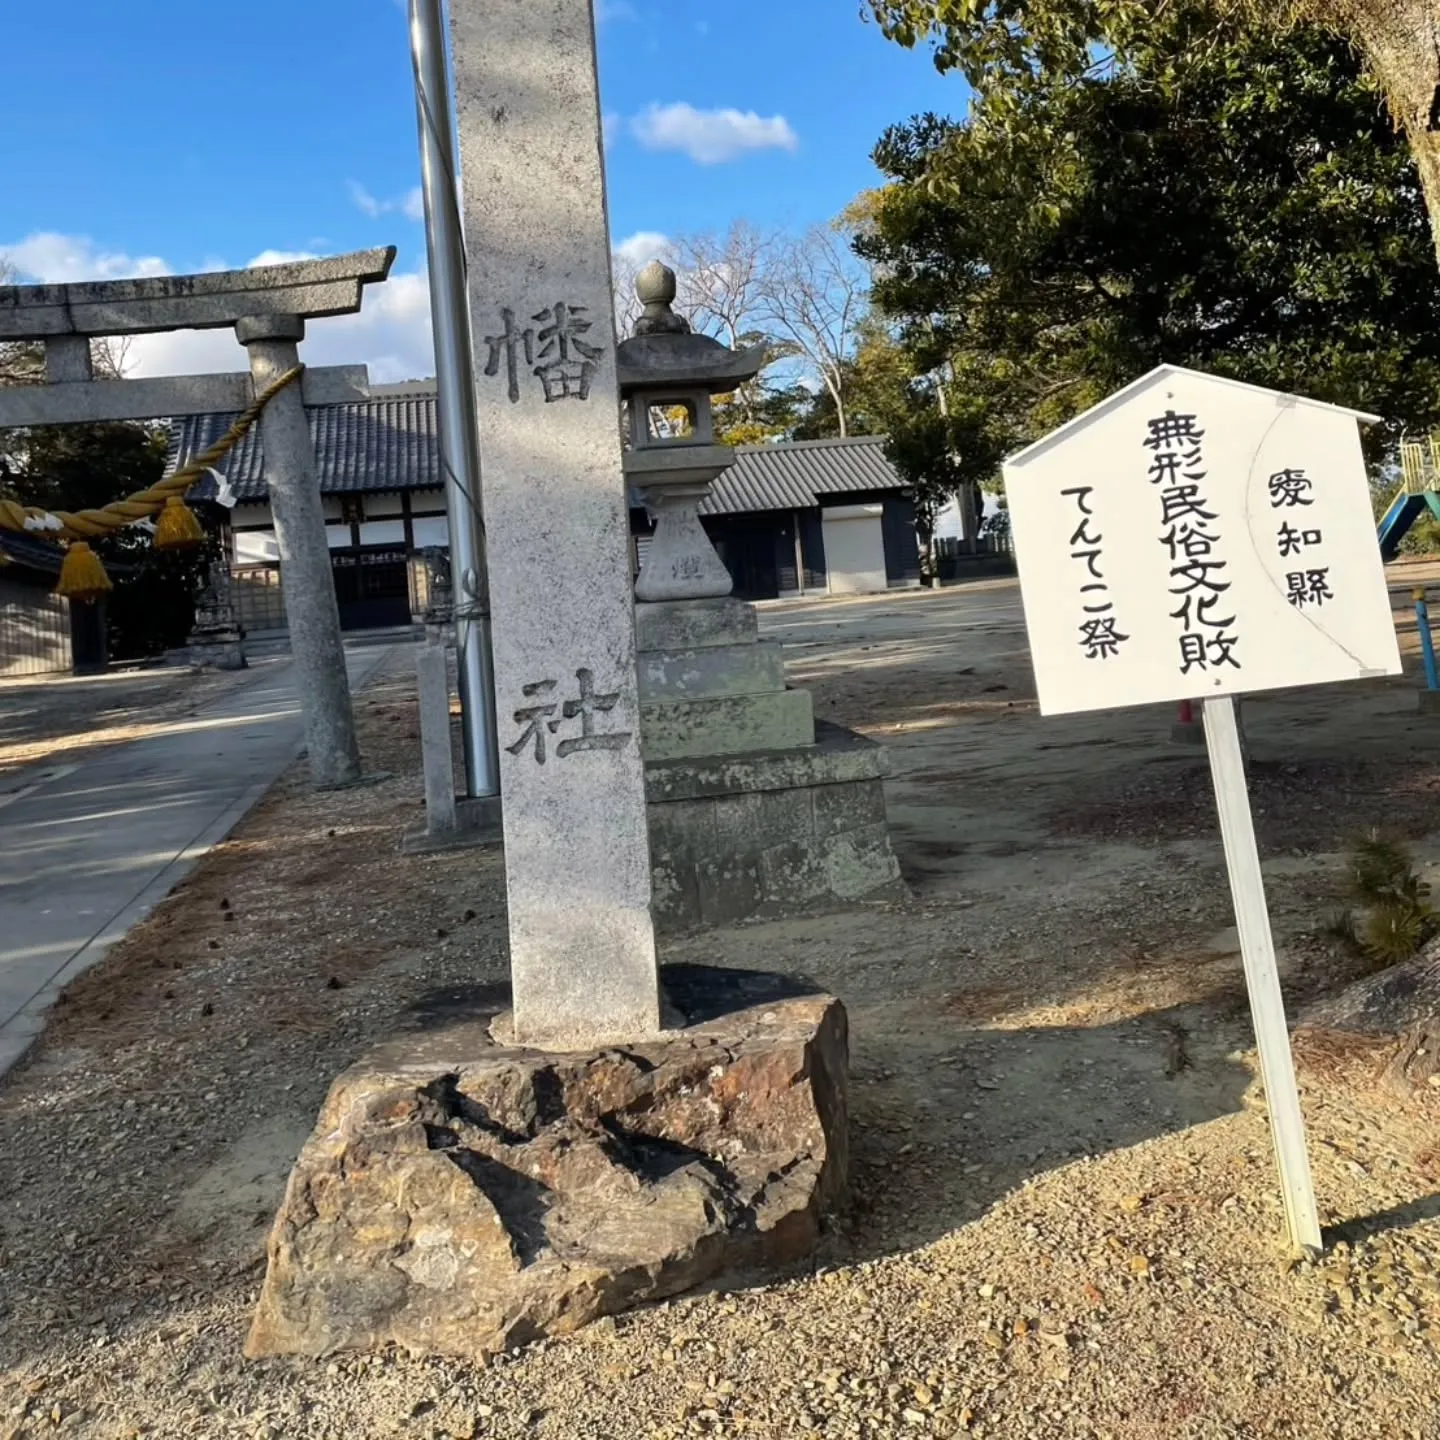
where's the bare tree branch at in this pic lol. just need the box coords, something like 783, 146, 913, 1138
753, 225, 871, 437
669, 222, 780, 350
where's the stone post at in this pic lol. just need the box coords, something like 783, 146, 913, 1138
450, 0, 660, 1048
44, 336, 93, 384
417, 639, 458, 834
237, 315, 361, 789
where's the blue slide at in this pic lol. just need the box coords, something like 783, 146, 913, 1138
1378, 489, 1440, 560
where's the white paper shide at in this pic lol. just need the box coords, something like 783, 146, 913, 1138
1004, 365, 1402, 716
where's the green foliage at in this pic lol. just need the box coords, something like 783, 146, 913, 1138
713, 381, 816, 447
1, 420, 168, 514
1399, 512, 1440, 555
1363, 901, 1431, 967
790, 317, 916, 432
1324, 908, 1361, 953
1348, 830, 1418, 904
1, 421, 212, 662
857, 15, 1440, 491
1344, 831, 1438, 968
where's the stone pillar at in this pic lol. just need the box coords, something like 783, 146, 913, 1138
450, 0, 660, 1048
237, 315, 361, 789
417, 639, 458, 834
44, 336, 93, 384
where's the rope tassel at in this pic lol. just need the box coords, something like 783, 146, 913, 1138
2, 365, 303, 546
153, 495, 206, 551
56, 541, 113, 603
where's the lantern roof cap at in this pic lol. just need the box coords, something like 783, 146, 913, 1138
616, 262, 767, 397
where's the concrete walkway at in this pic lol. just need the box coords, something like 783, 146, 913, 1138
0, 645, 395, 1075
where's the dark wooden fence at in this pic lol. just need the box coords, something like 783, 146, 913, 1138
933, 533, 1015, 583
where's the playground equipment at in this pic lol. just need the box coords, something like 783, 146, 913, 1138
1377, 436, 1440, 559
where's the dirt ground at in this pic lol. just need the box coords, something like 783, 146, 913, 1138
3, 569, 1440, 1439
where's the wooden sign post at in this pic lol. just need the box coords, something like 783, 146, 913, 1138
1004, 364, 1403, 1256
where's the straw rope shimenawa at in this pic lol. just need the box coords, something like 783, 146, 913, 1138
0, 364, 303, 600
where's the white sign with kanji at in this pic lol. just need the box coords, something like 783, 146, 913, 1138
1004, 365, 1402, 716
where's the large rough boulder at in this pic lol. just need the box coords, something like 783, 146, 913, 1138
245, 969, 847, 1361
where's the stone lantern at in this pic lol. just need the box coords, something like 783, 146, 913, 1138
617, 261, 767, 602
615, 258, 902, 938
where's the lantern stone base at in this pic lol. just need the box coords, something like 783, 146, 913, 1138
635, 595, 904, 932
184, 634, 247, 671
647, 722, 903, 932
641, 687, 817, 761
243, 966, 848, 1363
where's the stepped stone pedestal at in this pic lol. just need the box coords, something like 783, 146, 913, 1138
184, 561, 246, 670
638, 597, 903, 932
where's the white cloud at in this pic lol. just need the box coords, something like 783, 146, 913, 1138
596, 0, 636, 21
246, 248, 320, 269
1, 231, 170, 284
348, 181, 385, 219
131, 257, 436, 387
347, 180, 425, 223
630, 103, 798, 165
613, 230, 671, 269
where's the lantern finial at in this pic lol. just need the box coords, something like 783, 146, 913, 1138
633, 261, 689, 336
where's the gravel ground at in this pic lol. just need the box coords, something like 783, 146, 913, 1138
2, 591, 1439, 1440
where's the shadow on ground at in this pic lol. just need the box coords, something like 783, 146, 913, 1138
830, 995, 1255, 1264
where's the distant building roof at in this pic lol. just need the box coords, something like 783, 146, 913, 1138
0, 528, 63, 577
169, 380, 440, 503
701, 435, 900, 516
168, 382, 906, 513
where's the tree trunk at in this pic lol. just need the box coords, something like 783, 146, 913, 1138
824, 370, 848, 438
1320, 0, 1440, 265
1300, 940, 1440, 1078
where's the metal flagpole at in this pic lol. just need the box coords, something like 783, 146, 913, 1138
408, 0, 499, 797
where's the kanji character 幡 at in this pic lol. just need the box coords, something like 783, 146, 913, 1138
531, 302, 604, 403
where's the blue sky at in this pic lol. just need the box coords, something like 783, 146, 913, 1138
0, 0, 965, 380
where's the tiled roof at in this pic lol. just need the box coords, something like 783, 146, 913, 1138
168, 382, 441, 502
701, 435, 900, 516
168, 384, 905, 513
0, 529, 63, 576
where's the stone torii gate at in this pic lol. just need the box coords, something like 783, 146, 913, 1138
0, 249, 395, 788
